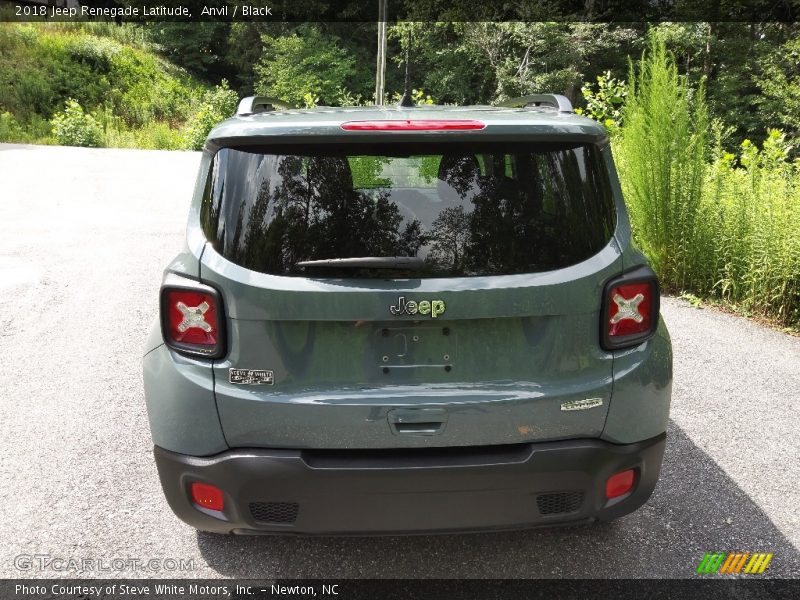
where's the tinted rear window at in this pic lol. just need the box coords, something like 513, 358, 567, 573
200, 142, 616, 278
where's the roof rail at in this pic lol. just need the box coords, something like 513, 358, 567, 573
499, 94, 573, 113
236, 96, 293, 116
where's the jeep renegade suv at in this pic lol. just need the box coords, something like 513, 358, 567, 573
143, 94, 672, 534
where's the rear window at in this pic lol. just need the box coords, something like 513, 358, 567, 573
200, 142, 616, 278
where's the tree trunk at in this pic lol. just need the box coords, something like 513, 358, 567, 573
704, 22, 716, 81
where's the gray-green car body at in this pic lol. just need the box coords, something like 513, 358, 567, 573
143, 101, 672, 534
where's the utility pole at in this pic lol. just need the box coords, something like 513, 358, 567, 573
375, 0, 387, 105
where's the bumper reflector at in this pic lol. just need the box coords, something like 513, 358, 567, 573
605, 469, 635, 499
190, 482, 224, 511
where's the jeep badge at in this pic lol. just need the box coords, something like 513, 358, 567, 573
390, 296, 446, 318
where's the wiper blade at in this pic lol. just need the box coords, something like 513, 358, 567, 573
295, 256, 424, 270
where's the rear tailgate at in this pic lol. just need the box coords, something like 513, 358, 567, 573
203, 243, 620, 449
198, 134, 621, 449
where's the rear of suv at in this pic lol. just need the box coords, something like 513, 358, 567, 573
142, 94, 672, 534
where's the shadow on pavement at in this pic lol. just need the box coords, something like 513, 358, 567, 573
196, 420, 799, 578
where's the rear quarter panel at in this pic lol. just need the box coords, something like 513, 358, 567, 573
602, 320, 673, 444
143, 345, 228, 456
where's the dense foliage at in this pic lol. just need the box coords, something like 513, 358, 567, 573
701, 133, 800, 326
3, 21, 800, 149
613, 41, 800, 328
615, 41, 709, 287
1, 21, 798, 326
254, 24, 369, 107
183, 80, 238, 150
141, 21, 800, 148
0, 23, 228, 148
50, 98, 104, 147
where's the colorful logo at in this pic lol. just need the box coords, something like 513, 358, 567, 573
696, 552, 773, 575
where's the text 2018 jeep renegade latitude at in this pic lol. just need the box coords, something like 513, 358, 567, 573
143, 94, 672, 534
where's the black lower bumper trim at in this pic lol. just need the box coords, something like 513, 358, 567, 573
154, 433, 666, 535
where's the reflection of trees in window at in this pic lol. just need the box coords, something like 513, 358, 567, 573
422, 153, 481, 274
464, 172, 549, 274
201, 145, 615, 278
426, 206, 471, 274
463, 148, 613, 275
436, 154, 481, 202
213, 151, 424, 274
532, 146, 614, 267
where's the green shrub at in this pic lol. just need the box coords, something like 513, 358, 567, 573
109, 46, 197, 126
0, 111, 24, 141
50, 99, 104, 147
254, 25, 360, 106
0, 23, 200, 137
614, 39, 708, 290
613, 40, 800, 328
17, 114, 54, 144
701, 131, 800, 325
49, 22, 150, 49
577, 70, 627, 130
102, 126, 138, 149
183, 80, 238, 150
136, 121, 185, 150
66, 34, 119, 72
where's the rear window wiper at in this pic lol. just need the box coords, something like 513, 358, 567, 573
295, 257, 424, 270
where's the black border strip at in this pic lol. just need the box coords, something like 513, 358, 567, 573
2, 0, 799, 22
2, 579, 799, 600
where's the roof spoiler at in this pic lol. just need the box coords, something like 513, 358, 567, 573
236, 96, 293, 116
499, 94, 573, 113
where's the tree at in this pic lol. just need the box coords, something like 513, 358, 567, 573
647, 21, 800, 148
146, 23, 233, 82
50, 99, 104, 147
388, 22, 495, 105
183, 81, 239, 150
387, 22, 640, 105
756, 35, 800, 141
254, 24, 369, 106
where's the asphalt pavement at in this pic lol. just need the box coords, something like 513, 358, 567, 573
0, 143, 798, 578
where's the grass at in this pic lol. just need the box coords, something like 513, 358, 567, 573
615, 40, 800, 329
615, 39, 708, 290
0, 22, 222, 150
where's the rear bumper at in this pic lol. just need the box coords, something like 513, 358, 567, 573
154, 432, 666, 535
